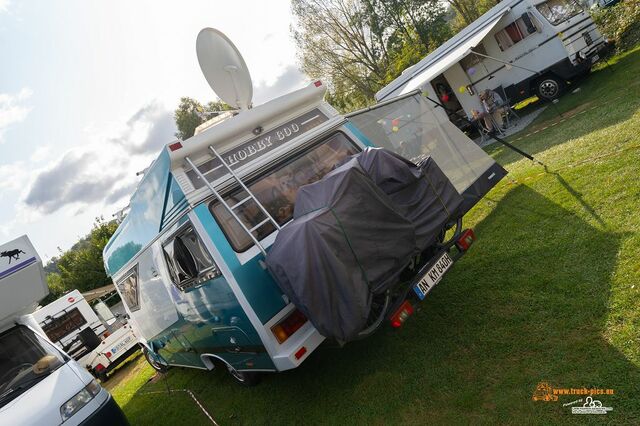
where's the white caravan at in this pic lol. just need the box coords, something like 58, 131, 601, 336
376, 0, 610, 124
25, 290, 139, 382
0, 235, 128, 425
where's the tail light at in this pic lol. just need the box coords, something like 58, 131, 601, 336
294, 347, 307, 360
105, 351, 112, 359
271, 309, 308, 344
94, 363, 105, 372
390, 301, 414, 328
456, 228, 476, 251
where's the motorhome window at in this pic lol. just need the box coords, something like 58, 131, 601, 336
163, 225, 220, 291
536, 0, 582, 25
117, 266, 140, 311
40, 308, 88, 343
494, 17, 538, 51
460, 44, 487, 76
209, 132, 359, 252
0, 326, 64, 407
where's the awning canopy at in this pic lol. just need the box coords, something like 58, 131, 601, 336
379, 9, 510, 99
82, 284, 117, 303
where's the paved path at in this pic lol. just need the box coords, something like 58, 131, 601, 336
475, 106, 547, 148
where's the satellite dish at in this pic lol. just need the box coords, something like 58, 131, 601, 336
196, 28, 253, 110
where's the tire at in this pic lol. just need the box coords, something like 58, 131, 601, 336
536, 75, 565, 100
226, 364, 261, 387
142, 346, 169, 373
97, 371, 109, 383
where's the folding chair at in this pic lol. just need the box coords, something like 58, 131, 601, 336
494, 85, 520, 129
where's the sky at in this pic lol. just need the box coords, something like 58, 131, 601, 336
0, 0, 308, 260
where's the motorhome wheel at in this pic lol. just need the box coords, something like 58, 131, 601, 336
142, 346, 169, 373
226, 365, 261, 387
537, 76, 565, 100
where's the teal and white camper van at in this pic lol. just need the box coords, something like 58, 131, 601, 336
103, 29, 506, 385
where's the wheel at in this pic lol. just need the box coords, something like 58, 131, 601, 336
142, 346, 169, 373
225, 364, 261, 387
536, 75, 565, 100
97, 371, 109, 383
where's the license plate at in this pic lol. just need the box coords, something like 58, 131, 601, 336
591, 54, 599, 63
111, 336, 133, 354
413, 252, 453, 300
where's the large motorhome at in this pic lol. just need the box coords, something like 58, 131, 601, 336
103, 28, 510, 386
376, 0, 610, 124
0, 236, 128, 425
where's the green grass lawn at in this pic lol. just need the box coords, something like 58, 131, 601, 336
109, 46, 640, 425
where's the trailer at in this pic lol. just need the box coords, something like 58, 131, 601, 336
376, 0, 611, 125
0, 236, 128, 425
24, 289, 139, 381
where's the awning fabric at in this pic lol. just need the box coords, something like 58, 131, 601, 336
388, 10, 509, 97
82, 284, 117, 303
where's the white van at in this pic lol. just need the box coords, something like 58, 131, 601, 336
0, 236, 128, 425
376, 0, 611, 123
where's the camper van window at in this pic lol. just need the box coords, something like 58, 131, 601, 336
536, 0, 582, 25
0, 326, 65, 408
41, 308, 88, 343
209, 132, 359, 252
117, 266, 140, 311
494, 17, 537, 51
460, 44, 488, 76
163, 225, 220, 291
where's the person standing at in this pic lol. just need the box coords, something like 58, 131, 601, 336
479, 89, 505, 132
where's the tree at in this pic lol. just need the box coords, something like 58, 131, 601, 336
446, 0, 500, 30
291, 0, 450, 111
174, 97, 233, 140
42, 218, 119, 303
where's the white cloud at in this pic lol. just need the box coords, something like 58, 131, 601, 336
0, 160, 26, 193
30, 145, 52, 163
253, 65, 309, 105
0, 87, 32, 143
0, 0, 9, 14
21, 100, 175, 215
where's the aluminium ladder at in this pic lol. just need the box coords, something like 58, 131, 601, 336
184, 145, 281, 257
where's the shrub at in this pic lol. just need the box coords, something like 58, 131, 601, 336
592, 0, 640, 52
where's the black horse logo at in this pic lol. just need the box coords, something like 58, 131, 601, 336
1, 249, 25, 264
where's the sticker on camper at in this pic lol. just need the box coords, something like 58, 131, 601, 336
186, 108, 329, 189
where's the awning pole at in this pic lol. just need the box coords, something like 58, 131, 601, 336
422, 94, 545, 166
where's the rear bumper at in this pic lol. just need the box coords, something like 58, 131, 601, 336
97, 345, 140, 376
80, 394, 129, 426
270, 322, 325, 371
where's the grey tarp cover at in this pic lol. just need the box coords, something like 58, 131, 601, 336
266, 148, 463, 341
